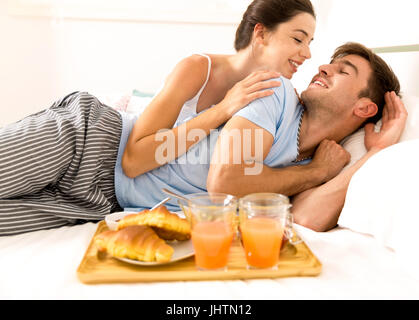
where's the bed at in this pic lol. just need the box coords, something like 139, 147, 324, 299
1, 45, 419, 300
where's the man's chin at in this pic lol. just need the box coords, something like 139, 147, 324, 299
300, 90, 320, 109
300, 90, 309, 102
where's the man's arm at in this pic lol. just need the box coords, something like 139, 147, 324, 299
292, 92, 408, 232
206, 116, 350, 198
291, 148, 380, 231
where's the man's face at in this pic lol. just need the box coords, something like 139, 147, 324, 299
301, 54, 373, 118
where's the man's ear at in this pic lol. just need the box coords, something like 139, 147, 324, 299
353, 98, 378, 119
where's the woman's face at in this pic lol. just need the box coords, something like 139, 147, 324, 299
260, 12, 316, 79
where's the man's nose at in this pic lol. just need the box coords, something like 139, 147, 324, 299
318, 64, 333, 77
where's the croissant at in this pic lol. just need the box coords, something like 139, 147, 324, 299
95, 225, 174, 263
117, 205, 191, 241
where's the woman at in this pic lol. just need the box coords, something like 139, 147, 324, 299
0, 0, 316, 236
123, 0, 316, 178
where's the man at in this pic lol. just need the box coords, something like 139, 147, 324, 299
291, 90, 406, 231
206, 42, 407, 231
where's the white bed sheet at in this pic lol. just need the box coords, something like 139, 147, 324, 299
1, 222, 418, 300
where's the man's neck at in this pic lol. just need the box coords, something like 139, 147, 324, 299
298, 108, 355, 159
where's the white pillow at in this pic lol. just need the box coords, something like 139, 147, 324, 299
338, 139, 419, 278
92, 91, 133, 111
126, 95, 153, 115
338, 94, 419, 278
93, 90, 154, 115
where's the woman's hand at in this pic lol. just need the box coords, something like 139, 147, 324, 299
215, 70, 282, 118
364, 92, 408, 152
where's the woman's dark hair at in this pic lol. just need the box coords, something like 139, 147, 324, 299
234, 0, 316, 51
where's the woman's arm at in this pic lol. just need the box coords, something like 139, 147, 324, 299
292, 92, 408, 232
122, 55, 282, 178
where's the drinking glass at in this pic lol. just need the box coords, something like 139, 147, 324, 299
239, 193, 291, 269
188, 193, 237, 271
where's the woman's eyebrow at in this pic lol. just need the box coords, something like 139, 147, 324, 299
293, 29, 314, 42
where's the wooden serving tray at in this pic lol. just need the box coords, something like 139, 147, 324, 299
77, 221, 321, 284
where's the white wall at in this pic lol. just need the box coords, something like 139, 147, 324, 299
0, 0, 239, 127
1, 0, 418, 127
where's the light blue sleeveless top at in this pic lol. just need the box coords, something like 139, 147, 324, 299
114, 73, 305, 212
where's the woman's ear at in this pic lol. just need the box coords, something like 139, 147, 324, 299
353, 98, 378, 119
253, 23, 267, 45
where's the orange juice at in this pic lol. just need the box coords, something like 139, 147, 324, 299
240, 217, 284, 268
191, 221, 234, 270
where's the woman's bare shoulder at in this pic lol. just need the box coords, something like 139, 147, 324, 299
174, 54, 210, 78
162, 54, 211, 99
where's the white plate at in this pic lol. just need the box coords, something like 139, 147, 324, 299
104, 210, 194, 266
115, 239, 194, 266
105, 211, 137, 231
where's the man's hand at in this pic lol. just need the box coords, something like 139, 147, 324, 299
364, 91, 408, 151
310, 139, 351, 182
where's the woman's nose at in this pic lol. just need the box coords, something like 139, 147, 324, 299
301, 45, 312, 60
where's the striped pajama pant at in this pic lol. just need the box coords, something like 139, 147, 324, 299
0, 92, 123, 236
